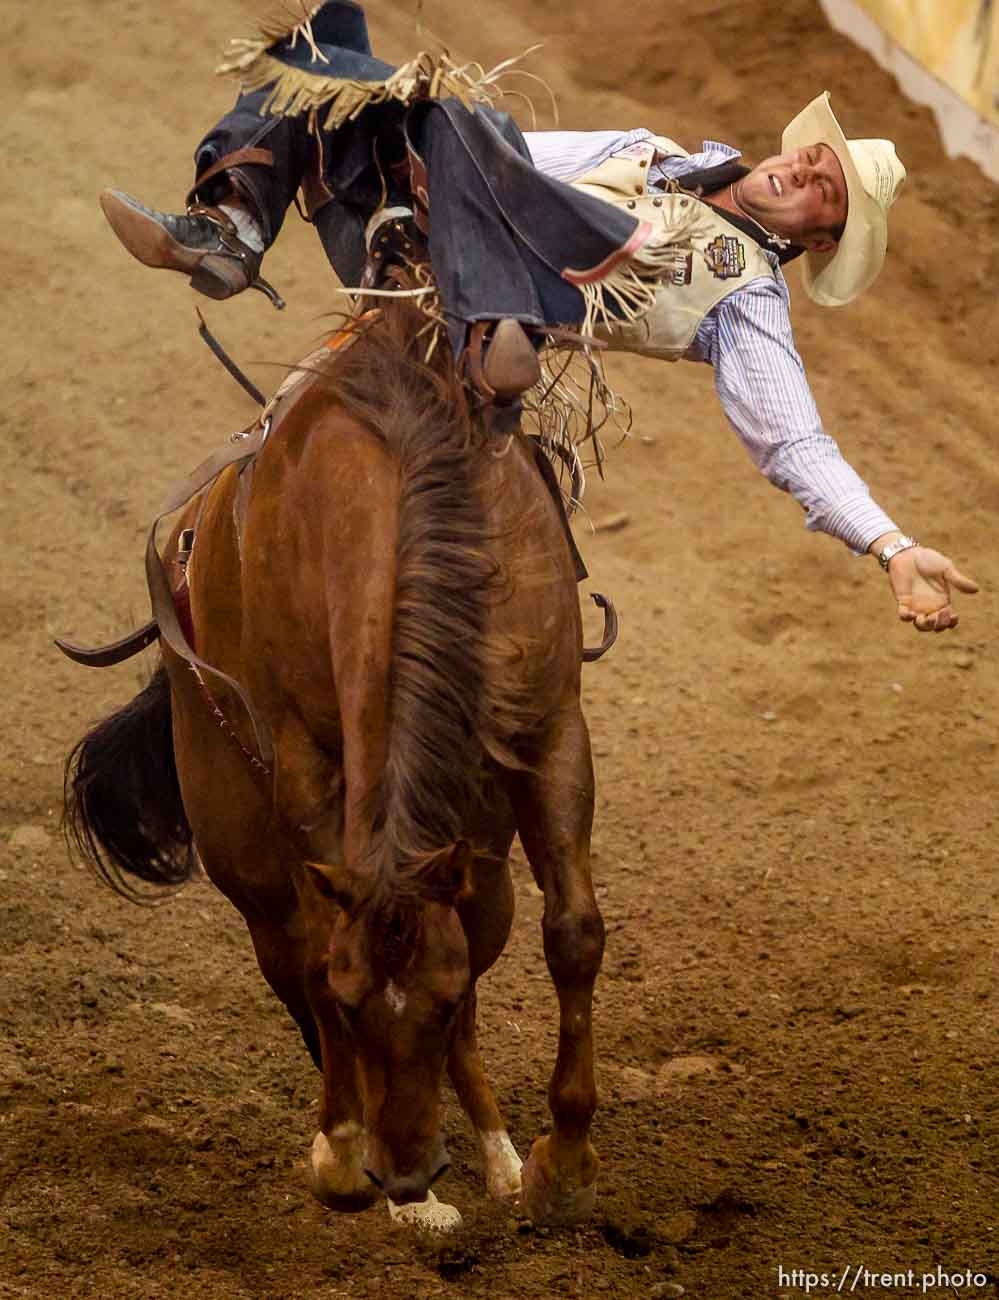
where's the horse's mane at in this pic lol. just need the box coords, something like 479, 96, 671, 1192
318, 302, 548, 956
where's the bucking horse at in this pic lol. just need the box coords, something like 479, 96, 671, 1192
62, 296, 611, 1230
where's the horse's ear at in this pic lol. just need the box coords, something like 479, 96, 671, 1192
435, 840, 474, 905
306, 861, 365, 914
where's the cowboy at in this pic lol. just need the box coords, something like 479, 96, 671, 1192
100, 1, 977, 633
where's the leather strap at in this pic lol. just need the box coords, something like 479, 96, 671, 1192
463, 321, 495, 402
301, 166, 335, 221
186, 147, 275, 208
56, 318, 376, 764
301, 114, 336, 220
582, 592, 618, 662
54, 423, 275, 765
150, 423, 270, 521
196, 310, 267, 408
144, 423, 275, 767
55, 619, 160, 668
527, 439, 618, 660
529, 436, 586, 582
406, 143, 431, 236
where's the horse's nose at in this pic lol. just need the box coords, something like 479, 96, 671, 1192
429, 1158, 451, 1188
383, 1172, 428, 1204
382, 1159, 450, 1205
366, 1131, 449, 1203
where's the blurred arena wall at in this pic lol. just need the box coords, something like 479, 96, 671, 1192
820, 0, 999, 179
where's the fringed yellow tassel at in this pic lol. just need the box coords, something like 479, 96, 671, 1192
215, 3, 551, 133
253, 2, 326, 44
218, 45, 498, 129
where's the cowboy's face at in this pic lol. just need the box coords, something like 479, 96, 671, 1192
736, 143, 849, 250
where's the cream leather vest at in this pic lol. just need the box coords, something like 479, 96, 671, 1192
572, 137, 776, 360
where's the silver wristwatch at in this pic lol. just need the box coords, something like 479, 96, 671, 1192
877, 535, 920, 570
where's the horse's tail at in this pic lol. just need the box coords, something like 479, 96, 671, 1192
63, 663, 196, 902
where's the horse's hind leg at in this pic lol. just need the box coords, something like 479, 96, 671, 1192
508, 704, 604, 1225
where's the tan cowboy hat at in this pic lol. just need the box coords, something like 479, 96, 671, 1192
782, 91, 906, 307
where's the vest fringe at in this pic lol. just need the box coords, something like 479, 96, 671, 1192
576, 207, 701, 341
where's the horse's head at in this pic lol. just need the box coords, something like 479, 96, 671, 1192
306, 844, 473, 1204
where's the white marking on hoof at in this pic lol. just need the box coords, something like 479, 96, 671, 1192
479, 1130, 523, 1199
384, 980, 406, 1016
327, 1120, 364, 1141
308, 1127, 370, 1203
387, 1189, 462, 1232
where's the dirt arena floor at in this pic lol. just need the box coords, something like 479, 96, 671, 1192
4, 1, 998, 1297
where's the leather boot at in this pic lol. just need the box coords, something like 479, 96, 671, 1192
99, 190, 283, 306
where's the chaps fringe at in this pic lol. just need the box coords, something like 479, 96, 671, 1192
574, 206, 702, 341
217, 6, 534, 131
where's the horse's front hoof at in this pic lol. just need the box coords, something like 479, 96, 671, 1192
480, 1130, 524, 1200
520, 1136, 597, 1225
306, 1129, 379, 1212
387, 1188, 463, 1232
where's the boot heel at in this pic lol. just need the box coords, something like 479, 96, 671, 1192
482, 320, 541, 401
190, 256, 248, 301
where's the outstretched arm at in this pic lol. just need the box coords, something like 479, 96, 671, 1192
698, 282, 979, 631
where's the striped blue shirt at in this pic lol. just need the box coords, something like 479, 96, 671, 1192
524, 130, 899, 552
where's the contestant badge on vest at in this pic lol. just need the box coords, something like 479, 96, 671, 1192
664, 249, 694, 287
704, 234, 746, 279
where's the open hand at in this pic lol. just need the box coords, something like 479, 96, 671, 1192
887, 545, 979, 632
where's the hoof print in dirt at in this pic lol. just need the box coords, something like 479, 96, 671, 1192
600, 1215, 655, 1258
